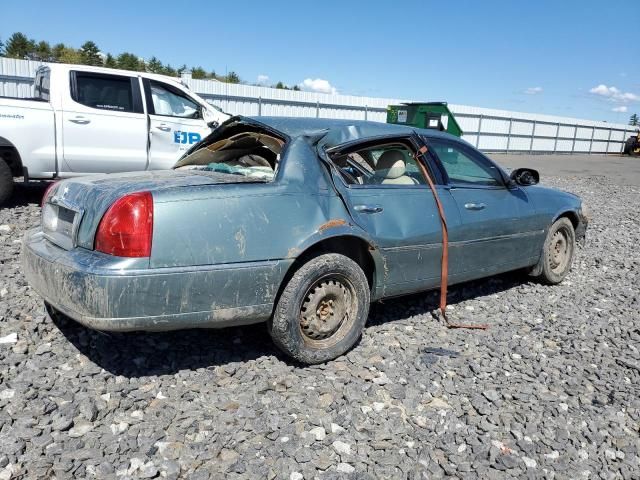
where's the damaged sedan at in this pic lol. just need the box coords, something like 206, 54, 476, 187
22, 116, 587, 364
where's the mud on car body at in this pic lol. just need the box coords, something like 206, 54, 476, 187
22, 116, 588, 364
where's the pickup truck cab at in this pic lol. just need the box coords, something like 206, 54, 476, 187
0, 63, 230, 204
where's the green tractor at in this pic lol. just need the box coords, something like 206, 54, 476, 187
387, 102, 463, 137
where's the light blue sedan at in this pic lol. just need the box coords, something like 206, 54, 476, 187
22, 116, 587, 364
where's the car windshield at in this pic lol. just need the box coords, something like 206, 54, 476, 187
175, 130, 285, 182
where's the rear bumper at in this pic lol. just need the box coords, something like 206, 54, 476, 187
22, 229, 291, 332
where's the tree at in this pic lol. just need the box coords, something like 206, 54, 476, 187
51, 43, 66, 62
162, 64, 177, 77
225, 71, 240, 84
32, 41, 52, 61
630, 114, 639, 126
80, 41, 102, 66
293, 85, 300, 91
104, 53, 117, 68
275, 81, 286, 89
146, 56, 163, 73
191, 66, 207, 79
177, 64, 188, 75
116, 52, 143, 71
57, 47, 81, 64
4, 32, 36, 59
0, 37, 4, 56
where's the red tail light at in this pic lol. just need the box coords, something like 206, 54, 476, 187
95, 192, 153, 257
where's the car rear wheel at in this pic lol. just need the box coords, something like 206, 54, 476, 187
0, 159, 14, 206
531, 217, 576, 284
269, 253, 370, 364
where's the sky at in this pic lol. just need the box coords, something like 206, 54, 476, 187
2, 0, 638, 123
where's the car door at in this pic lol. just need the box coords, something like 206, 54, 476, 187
425, 137, 542, 278
143, 79, 212, 170
61, 71, 147, 174
326, 135, 464, 297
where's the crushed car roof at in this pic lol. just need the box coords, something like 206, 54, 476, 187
246, 116, 458, 148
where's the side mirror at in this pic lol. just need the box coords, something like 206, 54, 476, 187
510, 168, 539, 186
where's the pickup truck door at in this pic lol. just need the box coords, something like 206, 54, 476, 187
143, 79, 212, 170
325, 135, 463, 298
424, 137, 541, 278
61, 71, 147, 174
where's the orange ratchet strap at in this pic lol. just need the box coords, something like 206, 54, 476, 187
415, 145, 488, 330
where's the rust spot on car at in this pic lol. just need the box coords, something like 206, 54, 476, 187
286, 247, 301, 258
318, 219, 347, 232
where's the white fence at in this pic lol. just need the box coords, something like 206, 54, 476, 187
1, 57, 635, 154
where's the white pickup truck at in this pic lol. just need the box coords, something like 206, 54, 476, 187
0, 63, 230, 204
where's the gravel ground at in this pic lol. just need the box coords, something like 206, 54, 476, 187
0, 172, 639, 480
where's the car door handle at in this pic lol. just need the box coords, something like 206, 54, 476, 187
69, 116, 90, 125
464, 202, 486, 210
354, 204, 383, 214
156, 124, 171, 132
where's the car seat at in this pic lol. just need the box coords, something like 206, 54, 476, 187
373, 149, 417, 185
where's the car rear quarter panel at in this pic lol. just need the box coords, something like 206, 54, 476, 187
150, 137, 357, 268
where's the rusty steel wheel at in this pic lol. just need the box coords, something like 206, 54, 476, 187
532, 217, 576, 284
548, 227, 571, 274
269, 253, 370, 364
299, 274, 357, 348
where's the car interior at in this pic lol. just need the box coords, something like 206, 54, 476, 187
330, 143, 426, 186
175, 128, 285, 181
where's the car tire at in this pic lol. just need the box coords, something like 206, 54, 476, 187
531, 217, 576, 284
623, 137, 633, 155
0, 159, 14, 207
269, 253, 370, 364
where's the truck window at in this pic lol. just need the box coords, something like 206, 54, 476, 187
34, 68, 51, 101
71, 72, 140, 113
149, 81, 200, 119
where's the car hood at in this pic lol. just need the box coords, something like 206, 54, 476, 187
47, 170, 262, 251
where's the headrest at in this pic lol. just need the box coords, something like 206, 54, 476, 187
376, 150, 406, 179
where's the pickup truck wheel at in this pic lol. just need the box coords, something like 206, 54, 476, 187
532, 217, 576, 284
0, 159, 14, 206
269, 253, 370, 364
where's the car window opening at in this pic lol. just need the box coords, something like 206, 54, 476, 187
175, 129, 285, 182
329, 142, 428, 186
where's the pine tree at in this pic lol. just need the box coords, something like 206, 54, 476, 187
225, 71, 240, 84
4, 32, 36, 59
146, 56, 163, 73
0, 37, 4, 56
630, 114, 639, 126
191, 66, 207, 79
162, 64, 177, 77
104, 53, 117, 68
33, 41, 52, 61
80, 41, 102, 66
116, 52, 142, 71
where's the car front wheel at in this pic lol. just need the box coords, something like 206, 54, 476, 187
531, 217, 576, 284
269, 253, 370, 364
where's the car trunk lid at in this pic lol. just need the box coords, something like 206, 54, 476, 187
42, 170, 263, 251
